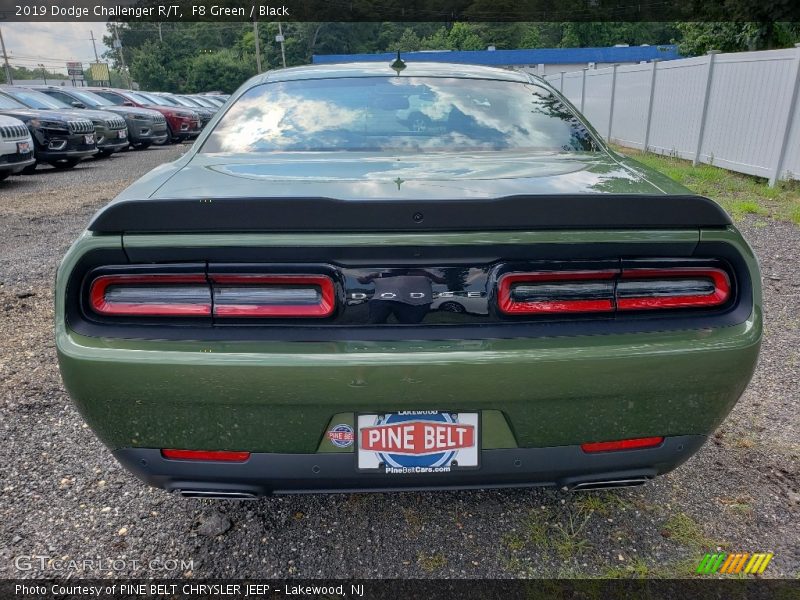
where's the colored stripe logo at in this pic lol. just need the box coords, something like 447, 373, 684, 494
696, 552, 773, 574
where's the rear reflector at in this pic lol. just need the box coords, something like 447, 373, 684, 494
581, 436, 665, 453
161, 449, 251, 462
497, 270, 617, 315
210, 274, 335, 318
89, 274, 210, 316
616, 268, 730, 311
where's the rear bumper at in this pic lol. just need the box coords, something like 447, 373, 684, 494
114, 435, 706, 495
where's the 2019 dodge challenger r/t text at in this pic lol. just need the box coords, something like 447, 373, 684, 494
56, 62, 761, 499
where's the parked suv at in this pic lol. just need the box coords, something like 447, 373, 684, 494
0, 115, 35, 179
147, 92, 216, 128
0, 86, 127, 157
33, 86, 168, 149
89, 88, 201, 144
0, 92, 96, 171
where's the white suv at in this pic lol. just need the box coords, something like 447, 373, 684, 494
0, 114, 35, 180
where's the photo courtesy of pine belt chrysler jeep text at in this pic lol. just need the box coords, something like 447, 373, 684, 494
55, 62, 762, 499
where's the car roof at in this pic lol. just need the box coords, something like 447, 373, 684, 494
255, 61, 535, 85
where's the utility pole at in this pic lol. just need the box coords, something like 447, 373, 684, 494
0, 26, 13, 85
277, 22, 286, 69
113, 27, 131, 88
158, 23, 163, 43
253, 20, 261, 73
90, 30, 100, 62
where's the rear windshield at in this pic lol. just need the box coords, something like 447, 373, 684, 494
201, 77, 597, 154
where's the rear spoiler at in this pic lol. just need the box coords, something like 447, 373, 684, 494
87, 194, 732, 234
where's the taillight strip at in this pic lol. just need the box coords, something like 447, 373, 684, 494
209, 274, 335, 318
497, 270, 618, 315
89, 274, 211, 316
616, 267, 730, 311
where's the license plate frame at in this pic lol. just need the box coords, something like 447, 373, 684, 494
118, 129, 127, 139
356, 411, 480, 474
16, 141, 31, 154
84, 134, 94, 145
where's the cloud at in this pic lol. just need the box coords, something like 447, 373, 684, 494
1, 22, 109, 75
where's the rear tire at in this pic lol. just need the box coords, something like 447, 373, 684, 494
47, 158, 81, 170
0, 172, 9, 181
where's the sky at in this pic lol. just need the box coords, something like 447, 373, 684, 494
0, 22, 109, 75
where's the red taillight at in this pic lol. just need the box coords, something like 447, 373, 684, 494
89, 274, 211, 316
88, 272, 336, 319
497, 266, 731, 315
580, 436, 664, 453
161, 449, 251, 462
497, 270, 617, 315
616, 268, 730, 311
210, 274, 335, 318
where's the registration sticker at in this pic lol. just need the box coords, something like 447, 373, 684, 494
357, 411, 479, 473
16, 141, 31, 154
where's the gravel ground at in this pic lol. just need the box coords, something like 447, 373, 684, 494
0, 148, 797, 579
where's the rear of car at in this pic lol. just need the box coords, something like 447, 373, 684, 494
56, 64, 761, 498
0, 115, 35, 178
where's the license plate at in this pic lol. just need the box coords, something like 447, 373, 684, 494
357, 411, 479, 473
84, 134, 94, 145
118, 129, 127, 139
16, 141, 30, 154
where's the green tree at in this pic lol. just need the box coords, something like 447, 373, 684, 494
130, 41, 173, 91
388, 28, 422, 52
675, 22, 800, 55
185, 49, 256, 93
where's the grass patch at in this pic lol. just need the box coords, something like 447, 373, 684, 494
616, 147, 800, 225
521, 506, 592, 560
600, 557, 701, 579
502, 532, 526, 552
551, 512, 592, 560
573, 491, 632, 517
661, 513, 724, 550
416, 551, 447, 573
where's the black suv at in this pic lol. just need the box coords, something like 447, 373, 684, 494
1, 86, 128, 157
0, 92, 96, 171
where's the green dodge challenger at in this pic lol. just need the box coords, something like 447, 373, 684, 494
55, 62, 761, 498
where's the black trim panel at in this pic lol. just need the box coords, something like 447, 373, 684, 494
89, 194, 732, 233
113, 435, 705, 495
64, 240, 753, 342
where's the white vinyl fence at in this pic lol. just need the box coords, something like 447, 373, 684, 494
544, 45, 800, 185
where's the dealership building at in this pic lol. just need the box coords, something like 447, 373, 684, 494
312, 45, 681, 76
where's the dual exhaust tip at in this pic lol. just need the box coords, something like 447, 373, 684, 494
570, 477, 650, 491
178, 489, 258, 500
